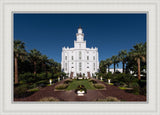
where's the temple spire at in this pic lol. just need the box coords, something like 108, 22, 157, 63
76, 26, 84, 41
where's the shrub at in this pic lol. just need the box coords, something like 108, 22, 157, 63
98, 96, 120, 101
40, 97, 59, 101
47, 73, 52, 79
55, 84, 68, 90
139, 86, 146, 96
94, 83, 105, 89
36, 72, 47, 80
28, 88, 39, 92
64, 79, 72, 84
19, 72, 35, 83
89, 79, 97, 84
35, 80, 48, 87
14, 84, 29, 98
129, 82, 139, 88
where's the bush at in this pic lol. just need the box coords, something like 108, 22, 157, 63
111, 73, 137, 87
94, 83, 105, 89
98, 96, 120, 101
64, 79, 72, 84
129, 82, 139, 88
89, 79, 97, 84
139, 86, 146, 96
14, 84, 30, 98
55, 84, 68, 90
36, 72, 47, 80
28, 88, 39, 92
40, 97, 59, 101
19, 72, 35, 83
35, 80, 48, 87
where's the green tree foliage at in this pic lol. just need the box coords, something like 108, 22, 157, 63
14, 40, 63, 85
118, 50, 127, 73
14, 40, 27, 84
128, 43, 146, 80
111, 55, 119, 73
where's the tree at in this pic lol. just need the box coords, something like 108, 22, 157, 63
40, 55, 48, 72
129, 43, 146, 80
105, 58, 112, 72
118, 50, 127, 73
111, 55, 119, 73
99, 60, 107, 74
14, 40, 26, 84
28, 49, 41, 75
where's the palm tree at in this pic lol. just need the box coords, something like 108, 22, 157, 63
14, 40, 26, 84
111, 55, 119, 73
118, 50, 127, 73
99, 60, 107, 74
40, 55, 48, 72
130, 43, 146, 80
105, 58, 112, 72
28, 49, 41, 75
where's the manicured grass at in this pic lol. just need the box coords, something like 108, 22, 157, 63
66, 79, 96, 90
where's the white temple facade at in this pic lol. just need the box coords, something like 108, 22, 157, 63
61, 27, 99, 78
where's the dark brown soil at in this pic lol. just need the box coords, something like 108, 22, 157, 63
14, 79, 146, 101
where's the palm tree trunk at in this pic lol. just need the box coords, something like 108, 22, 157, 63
114, 63, 115, 73
108, 66, 110, 72
122, 62, 125, 73
14, 57, 18, 84
137, 58, 141, 80
34, 61, 37, 75
108, 65, 109, 72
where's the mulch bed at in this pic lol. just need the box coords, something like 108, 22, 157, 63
14, 79, 146, 101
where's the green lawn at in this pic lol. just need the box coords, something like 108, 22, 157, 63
66, 79, 96, 90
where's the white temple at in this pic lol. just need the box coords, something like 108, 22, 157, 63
61, 27, 99, 78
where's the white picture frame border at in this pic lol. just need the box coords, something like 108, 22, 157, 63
0, 0, 160, 115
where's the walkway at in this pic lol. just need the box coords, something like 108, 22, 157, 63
14, 79, 146, 101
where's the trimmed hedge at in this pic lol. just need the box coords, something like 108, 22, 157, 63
89, 79, 97, 84
55, 84, 68, 90
64, 79, 72, 84
94, 83, 105, 89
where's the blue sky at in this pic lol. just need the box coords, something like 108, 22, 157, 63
14, 13, 146, 68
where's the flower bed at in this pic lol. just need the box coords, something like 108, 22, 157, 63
55, 84, 68, 90
75, 85, 87, 94
64, 79, 73, 84
94, 83, 106, 89
89, 79, 97, 84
